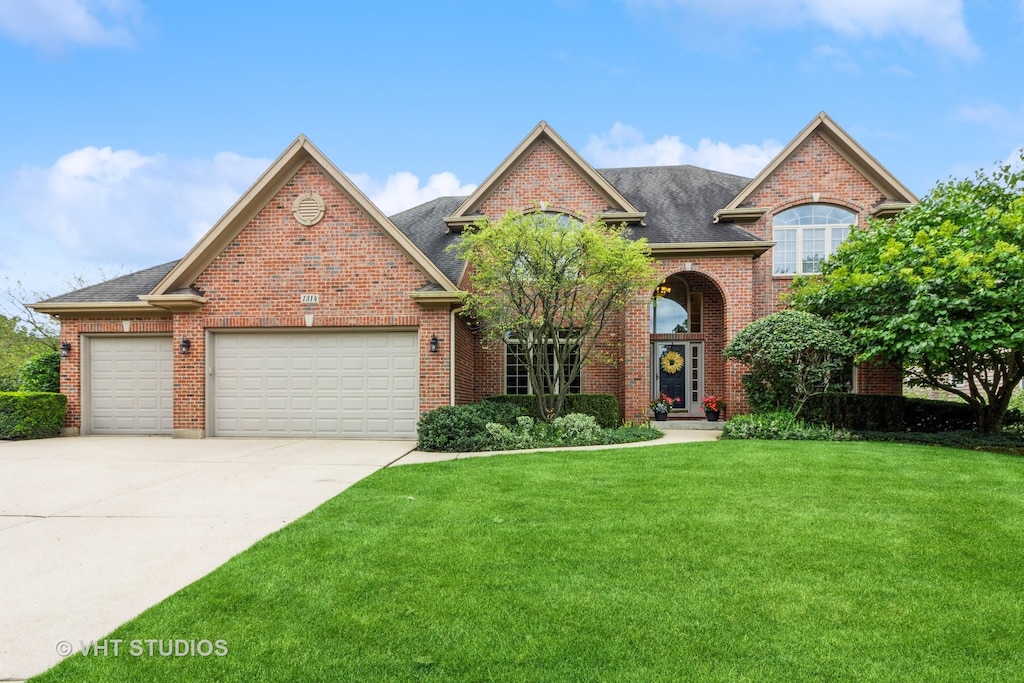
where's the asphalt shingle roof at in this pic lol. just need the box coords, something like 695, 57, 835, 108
42, 164, 760, 303
596, 165, 760, 243
36, 261, 179, 304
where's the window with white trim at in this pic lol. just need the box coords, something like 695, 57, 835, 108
772, 204, 856, 275
505, 338, 581, 395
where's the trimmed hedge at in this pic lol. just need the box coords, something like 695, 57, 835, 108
802, 393, 906, 432
799, 393, 1022, 434
0, 392, 67, 440
485, 393, 619, 428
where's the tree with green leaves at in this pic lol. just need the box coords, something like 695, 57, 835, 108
723, 309, 855, 417
0, 315, 53, 391
451, 210, 660, 421
792, 153, 1024, 433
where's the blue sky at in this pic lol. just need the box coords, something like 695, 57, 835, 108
1, 0, 1022, 306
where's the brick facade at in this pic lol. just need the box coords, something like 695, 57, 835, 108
53, 117, 912, 437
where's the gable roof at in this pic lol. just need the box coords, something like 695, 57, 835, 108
715, 112, 918, 223
151, 135, 458, 295
31, 261, 182, 315
442, 121, 645, 229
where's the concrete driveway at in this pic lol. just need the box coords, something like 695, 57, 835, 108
0, 436, 414, 681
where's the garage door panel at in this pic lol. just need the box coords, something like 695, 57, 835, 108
89, 336, 173, 435
213, 331, 418, 438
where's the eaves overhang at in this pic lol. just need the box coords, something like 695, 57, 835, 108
27, 301, 171, 318
649, 241, 776, 258
870, 201, 914, 219
137, 294, 207, 312
713, 207, 767, 225
408, 290, 464, 308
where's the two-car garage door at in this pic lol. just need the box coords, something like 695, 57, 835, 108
210, 331, 419, 438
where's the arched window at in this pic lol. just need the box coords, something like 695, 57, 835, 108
650, 275, 702, 334
772, 204, 856, 275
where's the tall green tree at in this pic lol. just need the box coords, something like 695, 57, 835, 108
0, 315, 53, 391
792, 153, 1024, 432
452, 210, 659, 421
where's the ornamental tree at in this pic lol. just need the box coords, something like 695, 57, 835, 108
451, 210, 660, 421
792, 153, 1024, 433
723, 309, 855, 417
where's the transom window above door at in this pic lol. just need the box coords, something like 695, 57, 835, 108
651, 274, 702, 334
772, 204, 856, 275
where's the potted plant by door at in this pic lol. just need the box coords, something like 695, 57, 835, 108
701, 395, 723, 422
650, 395, 672, 421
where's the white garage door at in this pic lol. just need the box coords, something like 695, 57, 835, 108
89, 336, 174, 435
211, 331, 419, 438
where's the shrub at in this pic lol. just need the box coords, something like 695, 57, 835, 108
485, 394, 619, 428
486, 416, 537, 450
599, 425, 663, 444
724, 310, 855, 415
802, 393, 905, 432
417, 400, 522, 452
903, 397, 980, 433
551, 413, 602, 446
721, 411, 852, 441
856, 429, 1024, 455
19, 351, 60, 393
0, 392, 67, 440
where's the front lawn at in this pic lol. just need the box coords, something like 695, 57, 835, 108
34, 441, 1024, 682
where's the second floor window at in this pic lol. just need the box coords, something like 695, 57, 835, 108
772, 204, 856, 275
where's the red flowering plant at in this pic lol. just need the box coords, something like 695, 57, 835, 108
700, 395, 723, 412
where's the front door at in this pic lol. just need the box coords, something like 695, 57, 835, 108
653, 342, 703, 416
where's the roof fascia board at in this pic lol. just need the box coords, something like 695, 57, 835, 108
137, 294, 207, 312
27, 301, 169, 317
721, 112, 918, 214
154, 136, 458, 296
649, 241, 776, 258
447, 122, 642, 222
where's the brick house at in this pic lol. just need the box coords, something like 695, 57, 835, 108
32, 112, 916, 438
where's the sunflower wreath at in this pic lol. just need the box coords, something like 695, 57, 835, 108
659, 350, 685, 374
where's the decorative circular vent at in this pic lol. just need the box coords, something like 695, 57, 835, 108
292, 191, 325, 226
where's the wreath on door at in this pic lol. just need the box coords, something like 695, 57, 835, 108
659, 350, 685, 374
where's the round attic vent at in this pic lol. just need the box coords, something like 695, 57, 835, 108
292, 191, 325, 226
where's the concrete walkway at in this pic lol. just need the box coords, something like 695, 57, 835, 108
0, 437, 415, 682
0, 428, 719, 681
390, 426, 721, 465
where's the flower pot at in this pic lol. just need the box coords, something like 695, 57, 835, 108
654, 412, 668, 421
705, 410, 720, 422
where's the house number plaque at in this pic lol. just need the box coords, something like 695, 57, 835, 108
300, 294, 320, 304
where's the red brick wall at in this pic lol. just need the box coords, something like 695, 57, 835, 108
744, 134, 885, 320
477, 141, 612, 218
453, 316, 476, 405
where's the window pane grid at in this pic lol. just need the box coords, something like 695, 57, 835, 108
773, 205, 856, 275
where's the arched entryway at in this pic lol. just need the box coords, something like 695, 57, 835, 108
650, 271, 726, 417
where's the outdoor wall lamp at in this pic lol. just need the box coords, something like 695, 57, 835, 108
60, 341, 71, 358
429, 334, 441, 353
180, 338, 191, 355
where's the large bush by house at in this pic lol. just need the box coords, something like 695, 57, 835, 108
0, 392, 67, 440
417, 401, 524, 452
723, 310, 855, 416
801, 393, 906, 432
485, 394, 619, 428
19, 351, 60, 393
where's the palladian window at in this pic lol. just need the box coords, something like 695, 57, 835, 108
650, 275, 702, 334
772, 204, 856, 275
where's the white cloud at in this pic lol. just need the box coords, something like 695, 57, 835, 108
626, 0, 978, 60
0, 0, 144, 51
954, 103, 1024, 135
584, 122, 783, 177
348, 171, 477, 215
6, 147, 269, 268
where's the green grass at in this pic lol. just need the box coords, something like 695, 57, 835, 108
33, 441, 1024, 682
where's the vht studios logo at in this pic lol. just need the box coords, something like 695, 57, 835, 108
57, 639, 228, 658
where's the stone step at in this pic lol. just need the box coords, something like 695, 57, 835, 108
654, 419, 725, 431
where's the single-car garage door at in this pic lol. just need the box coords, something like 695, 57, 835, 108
88, 336, 174, 435
211, 331, 418, 438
